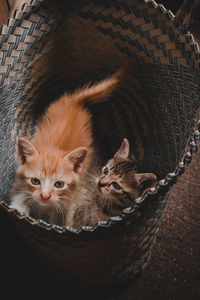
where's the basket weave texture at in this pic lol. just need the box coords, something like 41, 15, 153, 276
0, 0, 200, 288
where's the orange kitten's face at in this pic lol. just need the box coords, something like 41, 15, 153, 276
19, 154, 78, 206
17, 137, 87, 207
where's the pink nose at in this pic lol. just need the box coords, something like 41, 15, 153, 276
41, 193, 50, 200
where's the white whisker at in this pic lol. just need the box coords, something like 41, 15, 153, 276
56, 199, 70, 223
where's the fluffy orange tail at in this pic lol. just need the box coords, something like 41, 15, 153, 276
68, 69, 122, 107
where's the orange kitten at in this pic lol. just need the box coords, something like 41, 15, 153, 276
10, 72, 119, 226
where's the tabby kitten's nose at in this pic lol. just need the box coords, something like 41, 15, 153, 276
98, 181, 106, 188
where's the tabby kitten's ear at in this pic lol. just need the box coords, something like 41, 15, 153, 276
18, 137, 38, 164
65, 147, 88, 174
114, 138, 130, 159
135, 172, 157, 191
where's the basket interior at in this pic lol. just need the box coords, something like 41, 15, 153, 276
0, 0, 199, 216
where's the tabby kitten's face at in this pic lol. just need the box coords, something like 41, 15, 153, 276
97, 139, 157, 210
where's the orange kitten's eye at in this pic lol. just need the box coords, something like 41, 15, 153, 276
103, 167, 109, 175
54, 181, 65, 189
112, 182, 121, 190
31, 178, 40, 185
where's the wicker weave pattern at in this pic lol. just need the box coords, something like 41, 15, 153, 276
0, 1, 58, 200
0, 0, 199, 288
176, 0, 200, 27
74, 0, 200, 67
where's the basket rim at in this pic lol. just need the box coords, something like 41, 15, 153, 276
0, 0, 200, 234
1, 121, 199, 235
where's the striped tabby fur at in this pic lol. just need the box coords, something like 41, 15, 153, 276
73, 138, 157, 229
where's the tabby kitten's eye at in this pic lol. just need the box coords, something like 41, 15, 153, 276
31, 178, 40, 185
103, 167, 109, 175
54, 181, 65, 189
112, 182, 121, 190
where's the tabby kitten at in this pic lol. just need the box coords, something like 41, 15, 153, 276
73, 138, 157, 229
10, 72, 119, 226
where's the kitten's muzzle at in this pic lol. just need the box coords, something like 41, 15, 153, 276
40, 193, 51, 201
98, 181, 106, 188
98, 180, 107, 193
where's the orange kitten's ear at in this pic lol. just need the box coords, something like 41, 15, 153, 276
73, 69, 122, 106
18, 137, 38, 164
114, 138, 130, 159
64, 147, 88, 174
135, 173, 157, 191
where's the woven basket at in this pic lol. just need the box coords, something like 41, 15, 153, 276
0, 0, 200, 289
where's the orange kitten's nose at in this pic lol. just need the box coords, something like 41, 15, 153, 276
41, 193, 50, 200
